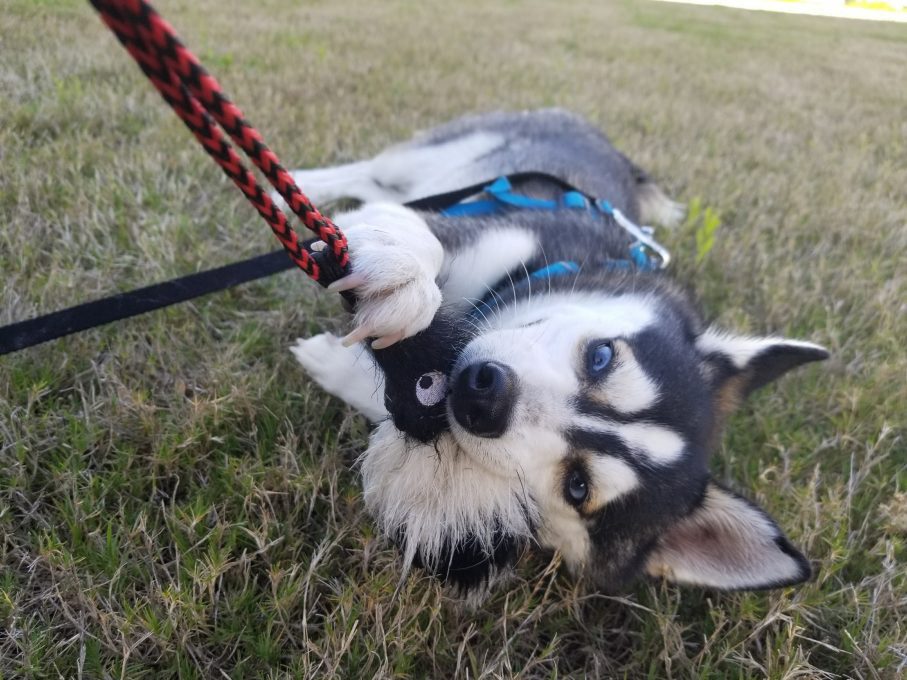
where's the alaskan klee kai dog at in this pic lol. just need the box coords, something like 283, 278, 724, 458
282, 110, 827, 599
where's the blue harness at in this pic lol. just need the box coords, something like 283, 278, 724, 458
441, 176, 672, 319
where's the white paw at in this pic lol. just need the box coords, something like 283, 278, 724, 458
331, 203, 443, 349
659, 199, 687, 229
291, 333, 386, 421
291, 332, 346, 388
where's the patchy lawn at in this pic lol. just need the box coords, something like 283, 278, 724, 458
1, 0, 904, 677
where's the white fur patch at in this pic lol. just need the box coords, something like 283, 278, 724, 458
275, 132, 504, 207
376, 132, 505, 202
440, 228, 538, 305
276, 160, 376, 207
486, 292, 658, 338
573, 416, 685, 466
359, 422, 537, 571
333, 203, 443, 344
696, 328, 827, 370
603, 352, 659, 413
587, 455, 640, 503
536, 506, 590, 568
616, 422, 685, 464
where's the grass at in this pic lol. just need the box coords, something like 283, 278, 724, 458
1, 0, 905, 677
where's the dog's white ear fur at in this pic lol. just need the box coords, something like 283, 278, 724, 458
696, 328, 829, 395
645, 482, 811, 590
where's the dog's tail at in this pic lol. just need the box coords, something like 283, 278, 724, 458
624, 156, 686, 229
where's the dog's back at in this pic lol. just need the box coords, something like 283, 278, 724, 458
285, 108, 683, 229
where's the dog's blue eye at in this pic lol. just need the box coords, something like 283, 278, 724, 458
565, 469, 589, 505
587, 341, 614, 378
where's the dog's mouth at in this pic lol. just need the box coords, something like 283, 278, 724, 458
360, 420, 537, 584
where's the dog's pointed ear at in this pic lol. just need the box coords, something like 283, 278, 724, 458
697, 327, 829, 395
696, 328, 828, 438
644, 481, 811, 590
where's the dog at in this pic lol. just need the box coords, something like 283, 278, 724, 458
281, 109, 827, 599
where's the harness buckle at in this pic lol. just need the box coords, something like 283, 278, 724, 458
609, 206, 671, 269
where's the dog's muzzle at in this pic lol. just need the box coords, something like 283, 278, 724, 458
450, 361, 516, 437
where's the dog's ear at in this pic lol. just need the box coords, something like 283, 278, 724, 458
696, 327, 828, 395
696, 328, 828, 437
644, 481, 810, 590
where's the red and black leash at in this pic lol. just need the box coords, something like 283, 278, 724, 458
0, 0, 582, 356
89, 0, 348, 282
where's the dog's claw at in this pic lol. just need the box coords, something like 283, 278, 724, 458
328, 272, 367, 293
341, 326, 372, 347
371, 331, 406, 350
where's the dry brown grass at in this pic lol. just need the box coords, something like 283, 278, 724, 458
1, 0, 905, 677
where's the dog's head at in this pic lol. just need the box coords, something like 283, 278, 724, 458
362, 281, 827, 598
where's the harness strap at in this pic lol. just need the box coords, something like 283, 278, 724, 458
440, 175, 671, 270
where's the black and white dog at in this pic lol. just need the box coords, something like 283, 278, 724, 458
281, 110, 827, 599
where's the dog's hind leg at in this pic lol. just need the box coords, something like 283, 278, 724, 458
636, 179, 686, 229
291, 333, 387, 422
275, 131, 505, 208
274, 160, 388, 207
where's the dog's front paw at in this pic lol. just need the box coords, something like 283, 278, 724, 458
291, 333, 387, 420
331, 203, 443, 349
291, 332, 348, 390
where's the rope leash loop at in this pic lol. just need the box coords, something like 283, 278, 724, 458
89, 0, 349, 283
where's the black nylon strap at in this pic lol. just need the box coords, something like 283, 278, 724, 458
405, 171, 581, 211
0, 172, 582, 356
0, 251, 294, 356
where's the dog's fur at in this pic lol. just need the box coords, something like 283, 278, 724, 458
284, 109, 827, 599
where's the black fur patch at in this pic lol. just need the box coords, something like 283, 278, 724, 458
401, 528, 527, 593
370, 308, 475, 443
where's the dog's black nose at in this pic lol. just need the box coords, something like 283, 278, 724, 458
450, 361, 516, 438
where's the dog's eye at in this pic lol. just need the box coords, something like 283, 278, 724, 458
415, 371, 447, 406
565, 468, 589, 506
586, 340, 614, 378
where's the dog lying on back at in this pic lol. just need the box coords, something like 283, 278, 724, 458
282, 110, 827, 599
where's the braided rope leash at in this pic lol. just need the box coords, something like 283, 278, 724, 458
88, 0, 349, 283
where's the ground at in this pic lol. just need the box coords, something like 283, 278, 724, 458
1, 0, 905, 677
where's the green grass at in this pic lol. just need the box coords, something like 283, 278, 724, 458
1, 0, 905, 677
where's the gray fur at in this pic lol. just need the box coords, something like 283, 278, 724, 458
406, 109, 647, 218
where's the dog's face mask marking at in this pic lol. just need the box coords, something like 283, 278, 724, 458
363, 292, 826, 597
444, 293, 709, 573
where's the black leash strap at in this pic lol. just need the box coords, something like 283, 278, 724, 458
1, 252, 293, 356
0, 172, 582, 356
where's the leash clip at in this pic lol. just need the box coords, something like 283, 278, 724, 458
603, 203, 671, 269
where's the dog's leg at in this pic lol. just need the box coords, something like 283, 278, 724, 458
281, 160, 391, 206
636, 180, 686, 228
292, 202, 444, 415
291, 333, 387, 421
275, 131, 504, 208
